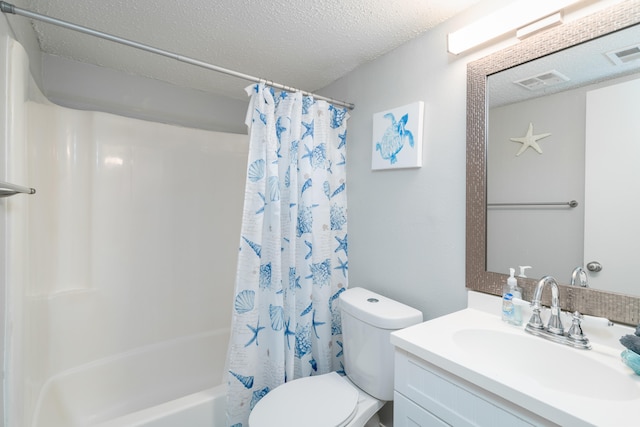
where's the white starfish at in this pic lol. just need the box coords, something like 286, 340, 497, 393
510, 123, 551, 156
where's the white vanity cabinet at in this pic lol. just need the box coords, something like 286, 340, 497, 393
390, 296, 640, 426
393, 349, 555, 427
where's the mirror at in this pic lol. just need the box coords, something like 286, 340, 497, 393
486, 20, 640, 296
466, 1, 640, 325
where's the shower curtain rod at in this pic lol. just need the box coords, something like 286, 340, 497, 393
0, 180, 36, 197
0, 1, 355, 110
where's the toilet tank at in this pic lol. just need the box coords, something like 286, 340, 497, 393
339, 287, 423, 401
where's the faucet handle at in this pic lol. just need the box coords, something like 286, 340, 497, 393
526, 304, 544, 330
568, 311, 590, 345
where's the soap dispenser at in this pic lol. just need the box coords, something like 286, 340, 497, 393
518, 266, 531, 279
502, 268, 523, 326
510, 268, 523, 326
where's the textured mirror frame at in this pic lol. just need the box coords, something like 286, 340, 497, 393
466, 0, 640, 326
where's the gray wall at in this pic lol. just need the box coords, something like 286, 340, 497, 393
487, 90, 585, 281
318, 0, 619, 319
487, 71, 639, 283
318, 1, 517, 319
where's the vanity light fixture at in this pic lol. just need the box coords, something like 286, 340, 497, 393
447, 0, 584, 55
516, 12, 563, 40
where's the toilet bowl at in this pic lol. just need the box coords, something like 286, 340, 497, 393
248, 287, 423, 427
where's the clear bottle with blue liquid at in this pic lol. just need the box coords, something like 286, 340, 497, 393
501, 268, 522, 326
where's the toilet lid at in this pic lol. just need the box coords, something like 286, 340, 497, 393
249, 372, 359, 427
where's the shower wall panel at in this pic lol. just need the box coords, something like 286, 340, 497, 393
9, 96, 247, 425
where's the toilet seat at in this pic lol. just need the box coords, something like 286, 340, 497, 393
248, 372, 359, 427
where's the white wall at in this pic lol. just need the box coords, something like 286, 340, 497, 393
9, 98, 248, 425
20, 102, 248, 425
41, 53, 249, 134
0, 22, 8, 427
0, 14, 249, 423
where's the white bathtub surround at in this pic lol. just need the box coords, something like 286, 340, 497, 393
95, 385, 226, 427
226, 83, 350, 426
35, 331, 228, 426
391, 291, 639, 426
2, 38, 248, 426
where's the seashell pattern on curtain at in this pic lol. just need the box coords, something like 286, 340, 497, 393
225, 83, 349, 427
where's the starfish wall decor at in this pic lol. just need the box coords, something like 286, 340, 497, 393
510, 122, 551, 156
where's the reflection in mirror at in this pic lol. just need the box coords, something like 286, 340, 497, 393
486, 24, 640, 296
466, 1, 640, 325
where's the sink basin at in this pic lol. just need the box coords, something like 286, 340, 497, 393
453, 329, 640, 401
390, 303, 640, 426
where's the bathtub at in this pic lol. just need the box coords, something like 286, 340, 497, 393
32, 329, 229, 427
95, 385, 226, 427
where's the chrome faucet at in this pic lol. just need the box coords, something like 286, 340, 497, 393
525, 275, 591, 349
527, 275, 564, 335
570, 266, 588, 287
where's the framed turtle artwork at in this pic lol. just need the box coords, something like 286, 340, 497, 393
371, 101, 424, 170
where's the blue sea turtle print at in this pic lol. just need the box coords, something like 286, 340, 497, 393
375, 113, 414, 164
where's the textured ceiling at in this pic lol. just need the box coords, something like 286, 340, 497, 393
489, 23, 640, 108
5, 0, 481, 101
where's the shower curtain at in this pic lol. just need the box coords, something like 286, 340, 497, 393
226, 84, 349, 426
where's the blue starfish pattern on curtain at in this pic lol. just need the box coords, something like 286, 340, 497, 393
225, 83, 349, 427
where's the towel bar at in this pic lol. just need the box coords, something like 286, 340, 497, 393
0, 180, 36, 198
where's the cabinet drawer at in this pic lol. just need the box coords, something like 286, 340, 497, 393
394, 392, 449, 427
395, 350, 543, 427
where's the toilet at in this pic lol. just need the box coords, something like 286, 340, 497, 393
248, 287, 423, 427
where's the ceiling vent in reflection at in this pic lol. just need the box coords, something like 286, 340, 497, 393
514, 70, 570, 91
605, 44, 640, 65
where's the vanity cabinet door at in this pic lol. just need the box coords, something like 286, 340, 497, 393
394, 349, 547, 427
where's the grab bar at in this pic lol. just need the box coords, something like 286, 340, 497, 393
488, 200, 578, 208
0, 180, 36, 198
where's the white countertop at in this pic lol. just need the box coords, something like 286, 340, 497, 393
390, 291, 640, 427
